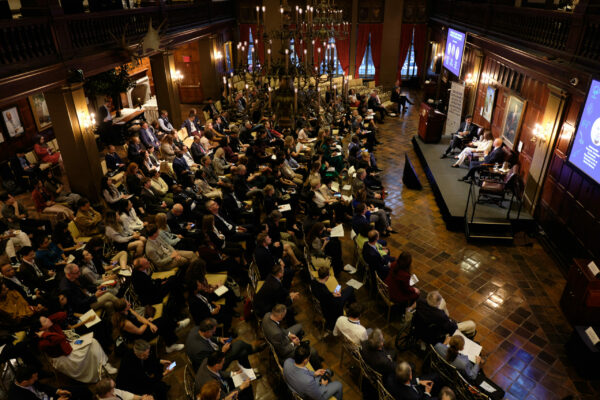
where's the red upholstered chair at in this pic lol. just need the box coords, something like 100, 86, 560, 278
477, 165, 520, 207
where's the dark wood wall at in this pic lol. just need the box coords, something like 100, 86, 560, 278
174, 41, 205, 104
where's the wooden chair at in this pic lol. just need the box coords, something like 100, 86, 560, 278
477, 164, 520, 207
377, 378, 395, 400
375, 273, 394, 324
68, 220, 93, 243
183, 363, 196, 399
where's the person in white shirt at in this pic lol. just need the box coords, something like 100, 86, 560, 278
333, 303, 371, 345
95, 377, 154, 400
452, 131, 494, 168
158, 110, 176, 135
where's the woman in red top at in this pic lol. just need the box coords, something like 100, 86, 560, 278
34, 135, 61, 164
385, 251, 420, 307
35, 312, 116, 383
31, 180, 74, 220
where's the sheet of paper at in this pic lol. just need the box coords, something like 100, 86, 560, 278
330, 182, 340, 192
588, 261, 600, 276
585, 326, 600, 345
346, 279, 363, 290
409, 274, 419, 286
306, 138, 317, 143
453, 330, 482, 363
80, 309, 101, 328
327, 167, 336, 172
67, 254, 75, 264
344, 264, 357, 274
118, 269, 132, 277
479, 381, 496, 393
101, 279, 116, 287
342, 195, 353, 203
330, 224, 344, 238
214, 285, 229, 297
342, 184, 352, 191
231, 366, 257, 387
278, 204, 292, 212
350, 230, 356, 239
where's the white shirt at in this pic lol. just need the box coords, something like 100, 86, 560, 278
159, 117, 173, 132
333, 316, 368, 344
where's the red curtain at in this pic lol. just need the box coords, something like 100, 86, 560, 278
249, 24, 265, 65
354, 24, 370, 78
413, 24, 427, 77
396, 24, 414, 81
369, 24, 383, 84
335, 26, 350, 75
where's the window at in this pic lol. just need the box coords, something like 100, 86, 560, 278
429, 42, 439, 73
289, 38, 299, 64
224, 42, 233, 74
328, 37, 345, 75
247, 29, 254, 70
358, 33, 375, 78
401, 28, 417, 79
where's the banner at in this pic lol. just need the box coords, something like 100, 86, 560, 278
445, 81, 465, 135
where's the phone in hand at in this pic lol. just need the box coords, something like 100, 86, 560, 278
334, 284, 341, 293
167, 361, 176, 371
224, 337, 233, 344
190, 223, 195, 228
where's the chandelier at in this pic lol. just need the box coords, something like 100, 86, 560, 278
224, 0, 351, 128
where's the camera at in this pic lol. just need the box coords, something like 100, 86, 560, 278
320, 369, 334, 383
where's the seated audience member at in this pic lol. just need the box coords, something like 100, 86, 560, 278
149, 169, 173, 204
119, 198, 145, 231
185, 318, 261, 371
310, 266, 355, 331
188, 276, 235, 333
283, 345, 343, 400
197, 380, 237, 400
1, 193, 51, 237
132, 256, 186, 310
9, 365, 91, 400
452, 130, 493, 168
77, 249, 116, 291
458, 138, 505, 182
439, 386, 456, 400
385, 251, 420, 307
105, 144, 126, 172
32, 179, 74, 220
262, 304, 322, 369
140, 121, 160, 151
0, 282, 40, 327
1, 226, 31, 265
360, 328, 396, 378
362, 229, 393, 279
74, 198, 103, 237
101, 176, 128, 208
385, 361, 435, 400
95, 378, 154, 400
194, 351, 253, 400
44, 170, 81, 209
1, 263, 42, 306
59, 263, 119, 315
125, 163, 144, 198
307, 222, 343, 276
104, 210, 146, 257
145, 224, 197, 271
253, 263, 299, 321
20, 245, 56, 290
13, 149, 40, 186
333, 303, 370, 345
160, 135, 176, 162
154, 212, 194, 250
141, 177, 167, 215
158, 110, 177, 135
32, 236, 65, 272
112, 298, 187, 354
51, 220, 80, 254
368, 90, 391, 122
116, 340, 172, 400
352, 202, 391, 237
141, 148, 161, 176
442, 115, 478, 158
206, 199, 251, 242
254, 232, 291, 285
413, 290, 476, 345
34, 135, 61, 164
34, 313, 117, 383
434, 335, 482, 381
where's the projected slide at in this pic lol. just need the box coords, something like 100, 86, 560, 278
443, 28, 466, 77
569, 79, 600, 184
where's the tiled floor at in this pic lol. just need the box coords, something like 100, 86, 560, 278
27, 91, 599, 399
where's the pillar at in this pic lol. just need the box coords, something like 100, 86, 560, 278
380, 0, 403, 88
348, 0, 359, 78
150, 52, 182, 127
44, 83, 103, 201
198, 36, 220, 100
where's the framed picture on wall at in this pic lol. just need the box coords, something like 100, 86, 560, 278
1, 106, 25, 138
501, 95, 527, 150
482, 86, 496, 123
28, 93, 52, 132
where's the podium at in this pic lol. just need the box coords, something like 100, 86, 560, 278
418, 102, 445, 143
560, 259, 600, 325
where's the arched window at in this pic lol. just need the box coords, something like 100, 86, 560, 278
358, 33, 375, 78
328, 37, 344, 75
247, 29, 254, 70
401, 28, 417, 79
290, 38, 299, 64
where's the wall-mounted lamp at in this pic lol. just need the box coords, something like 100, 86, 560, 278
532, 122, 551, 143
481, 73, 494, 85
465, 73, 475, 86
214, 51, 223, 60
172, 70, 184, 84
78, 111, 96, 133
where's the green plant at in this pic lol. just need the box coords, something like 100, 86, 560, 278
84, 65, 136, 114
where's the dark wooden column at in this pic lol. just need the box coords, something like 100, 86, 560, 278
150, 52, 182, 127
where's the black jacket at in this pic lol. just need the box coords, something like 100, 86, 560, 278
360, 343, 396, 378
8, 382, 59, 400
131, 269, 165, 305
253, 274, 289, 318
254, 246, 277, 279
413, 299, 458, 345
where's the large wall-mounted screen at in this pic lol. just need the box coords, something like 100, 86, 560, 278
443, 28, 466, 77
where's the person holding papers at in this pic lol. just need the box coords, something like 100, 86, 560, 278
194, 351, 253, 400
385, 251, 420, 307
310, 266, 355, 331
283, 345, 343, 400
307, 222, 343, 276
434, 335, 482, 381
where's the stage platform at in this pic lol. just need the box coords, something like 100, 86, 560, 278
411, 135, 535, 232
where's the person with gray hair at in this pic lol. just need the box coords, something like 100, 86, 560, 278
95, 377, 154, 400
59, 263, 119, 315
413, 290, 476, 345
116, 339, 172, 400
439, 386, 456, 400
360, 328, 397, 378
385, 361, 435, 400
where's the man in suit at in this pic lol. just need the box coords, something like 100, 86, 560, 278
362, 230, 393, 279
310, 266, 355, 331
139, 121, 160, 151
141, 178, 167, 215
262, 304, 322, 369
458, 138, 505, 182
194, 351, 253, 400
9, 365, 90, 400
127, 135, 144, 165
131, 256, 185, 312
172, 151, 193, 187
203, 98, 220, 119
182, 110, 201, 137
12, 150, 40, 187
191, 135, 208, 163
283, 345, 342, 400
391, 86, 414, 114
367, 90, 391, 122
361, 328, 397, 378
59, 263, 119, 314
158, 110, 177, 135
18, 246, 55, 292
442, 115, 478, 157
206, 199, 251, 243
104, 145, 125, 172
253, 263, 299, 319
1, 263, 39, 305
385, 361, 435, 400
116, 340, 170, 400
145, 224, 197, 271
253, 233, 292, 286
185, 318, 261, 371
213, 116, 228, 135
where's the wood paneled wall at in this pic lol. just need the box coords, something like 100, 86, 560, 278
173, 41, 204, 104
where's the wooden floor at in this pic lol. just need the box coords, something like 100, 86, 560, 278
24, 91, 599, 400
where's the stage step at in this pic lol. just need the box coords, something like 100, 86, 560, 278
466, 219, 514, 243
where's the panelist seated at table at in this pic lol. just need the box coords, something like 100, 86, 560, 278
441, 116, 478, 158
458, 139, 505, 183
452, 131, 493, 168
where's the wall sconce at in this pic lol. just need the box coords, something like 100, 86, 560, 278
465, 73, 475, 86
532, 122, 551, 143
78, 111, 96, 133
214, 51, 223, 61
481, 73, 494, 85
172, 70, 184, 84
